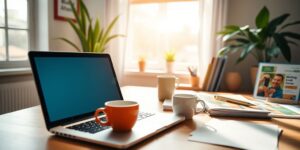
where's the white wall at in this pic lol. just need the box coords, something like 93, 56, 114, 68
221, 0, 300, 92
47, 0, 107, 51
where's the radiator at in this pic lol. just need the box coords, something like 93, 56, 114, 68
0, 80, 39, 114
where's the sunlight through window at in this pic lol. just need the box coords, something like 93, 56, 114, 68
126, 0, 200, 73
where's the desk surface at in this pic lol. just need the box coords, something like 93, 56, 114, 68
0, 86, 300, 150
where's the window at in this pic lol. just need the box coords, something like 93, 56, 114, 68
0, 0, 32, 68
125, 0, 200, 73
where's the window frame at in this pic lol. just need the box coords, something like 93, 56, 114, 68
0, 0, 34, 69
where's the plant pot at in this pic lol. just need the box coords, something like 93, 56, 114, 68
225, 72, 242, 92
250, 66, 258, 87
166, 61, 174, 74
138, 60, 146, 72
190, 76, 200, 88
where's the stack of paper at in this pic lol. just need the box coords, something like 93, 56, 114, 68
189, 119, 282, 150
198, 93, 271, 118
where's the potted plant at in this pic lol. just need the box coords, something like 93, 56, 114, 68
165, 50, 176, 74
58, 0, 122, 52
218, 6, 300, 85
138, 55, 146, 72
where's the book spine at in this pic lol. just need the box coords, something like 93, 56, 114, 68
209, 57, 223, 91
202, 59, 214, 91
214, 57, 227, 91
207, 57, 218, 91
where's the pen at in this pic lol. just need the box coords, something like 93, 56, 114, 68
214, 95, 256, 107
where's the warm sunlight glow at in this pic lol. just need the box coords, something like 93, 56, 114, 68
126, 1, 200, 71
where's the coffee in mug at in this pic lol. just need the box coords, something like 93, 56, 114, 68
172, 94, 205, 119
94, 100, 139, 132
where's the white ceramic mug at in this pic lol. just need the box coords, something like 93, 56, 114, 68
172, 94, 205, 119
157, 75, 177, 101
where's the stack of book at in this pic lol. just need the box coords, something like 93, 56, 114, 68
202, 57, 227, 92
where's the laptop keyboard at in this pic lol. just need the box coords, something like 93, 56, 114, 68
67, 112, 155, 134
137, 112, 155, 120
67, 119, 110, 134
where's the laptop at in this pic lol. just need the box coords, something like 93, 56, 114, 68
29, 51, 184, 149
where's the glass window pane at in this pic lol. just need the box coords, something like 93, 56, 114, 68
0, 0, 4, 27
0, 29, 5, 60
7, 0, 27, 28
126, 2, 199, 71
8, 29, 28, 61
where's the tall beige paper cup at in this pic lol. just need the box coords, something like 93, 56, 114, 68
157, 75, 176, 101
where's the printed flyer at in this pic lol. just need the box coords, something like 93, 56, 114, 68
253, 63, 300, 103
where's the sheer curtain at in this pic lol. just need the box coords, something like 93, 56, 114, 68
105, 0, 129, 85
198, 0, 228, 87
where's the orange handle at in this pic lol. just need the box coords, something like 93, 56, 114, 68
94, 108, 111, 126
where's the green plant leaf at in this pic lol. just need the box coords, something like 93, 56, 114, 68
239, 25, 250, 36
225, 25, 240, 30
273, 33, 291, 62
266, 46, 280, 58
80, 2, 86, 35
257, 28, 268, 42
98, 29, 104, 42
267, 13, 290, 36
256, 6, 269, 28
245, 28, 259, 42
79, 0, 91, 22
217, 45, 243, 56
222, 30, 241, 41
236, 43, 256, 63
99, 16, 120, 52
217, 46, 230, 56
281, 32, 300, 40
217, 25, 240, 35
236, 38, 250, 43
281, 20, 300, 29
88, 24, 94, 52
56, 37, 80, 51
103, 34, 122, 45
93, 20, 100, 49
69, 0, 82, 30
58, 0, 120, 53
94, 42, 102, 53
67, 19, 88, 51
225, 38, 249, 44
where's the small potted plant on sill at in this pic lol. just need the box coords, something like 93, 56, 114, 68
165, 50, 176, 74
138, 55, 146, 72
218, 6, 300, 86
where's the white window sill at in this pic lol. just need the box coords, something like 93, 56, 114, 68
0, 68, 32, 77
124, 69, 189, 78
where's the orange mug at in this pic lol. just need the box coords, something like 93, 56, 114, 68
94, 100, 139, 132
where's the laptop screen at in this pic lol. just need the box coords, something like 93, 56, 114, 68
32, 53, 122, 123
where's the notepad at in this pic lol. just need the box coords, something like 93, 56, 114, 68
189, 119, 282, 150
